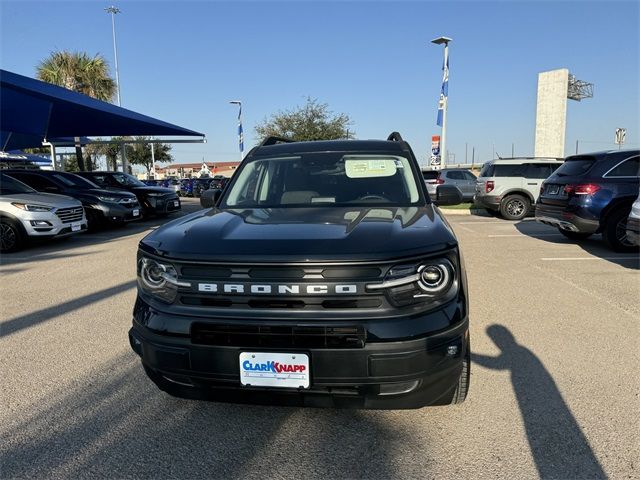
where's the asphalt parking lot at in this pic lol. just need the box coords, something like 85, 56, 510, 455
1, 199, 638, 479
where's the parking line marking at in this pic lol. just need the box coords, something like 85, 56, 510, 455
456, 224, 476, 233
459, 221, 513, 225
488, 234, 563, 238
533, 265, 636, 318
541, 257, 640, 261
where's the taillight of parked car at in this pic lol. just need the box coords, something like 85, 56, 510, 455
564, 184, 601, 196
485, 181, 494, 193
435, 177, 445, 185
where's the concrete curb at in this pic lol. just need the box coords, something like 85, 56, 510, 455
439, 208, 492, 217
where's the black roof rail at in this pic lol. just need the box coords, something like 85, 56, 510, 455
387, 132, 404, 142
259, 136, 295, 147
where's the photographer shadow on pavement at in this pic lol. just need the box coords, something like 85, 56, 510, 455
472, 325, 606, 479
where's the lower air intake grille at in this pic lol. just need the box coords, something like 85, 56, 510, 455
191, 324, 366, 349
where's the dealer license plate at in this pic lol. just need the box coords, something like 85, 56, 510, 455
133, 208, 140, 217
71, 223, 82, 232
239, 352, 310, 389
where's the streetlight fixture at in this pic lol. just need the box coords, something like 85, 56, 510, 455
431, 36, 452, 167
229, 100, 244, 163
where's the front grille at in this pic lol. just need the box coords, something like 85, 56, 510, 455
55, 207, 84, 224
179, 295, 384, 310
176, 263, 389, 314
180, 265, 382, 280
191, 323, 366, 348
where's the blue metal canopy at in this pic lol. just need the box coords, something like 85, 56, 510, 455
1, 69, 204, 151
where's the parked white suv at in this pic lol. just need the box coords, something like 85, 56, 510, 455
0, 172, 88, 252
626, 192, 640, 247
474, 157, 564, 220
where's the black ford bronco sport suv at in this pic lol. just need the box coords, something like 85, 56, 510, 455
129, 133, 470, 409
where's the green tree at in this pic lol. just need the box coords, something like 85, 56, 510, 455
84, 137, 131, 171
254, 97, 354, 142
127, 137, 172, 176
36, 50, 116, 171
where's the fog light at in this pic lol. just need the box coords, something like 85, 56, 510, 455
30, 220, 52, 226
447, 345, 459, 356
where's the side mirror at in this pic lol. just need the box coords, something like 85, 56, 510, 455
200, 188, 223, 208
434, 184, 463, 206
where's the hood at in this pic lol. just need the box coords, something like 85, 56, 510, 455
140, 206, 457, 262
1, 192, 82, 208
68, 188, 136, 200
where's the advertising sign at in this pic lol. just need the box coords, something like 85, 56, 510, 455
430, 135, 441, 167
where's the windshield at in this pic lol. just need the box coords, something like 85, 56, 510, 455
222, 153, 422, 208
51, 172, 100, 189
553, 156, 596, 177
112, 173, 145, 187
0, 173, 37, 195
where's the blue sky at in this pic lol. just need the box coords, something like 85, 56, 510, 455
1, 0, 638, 167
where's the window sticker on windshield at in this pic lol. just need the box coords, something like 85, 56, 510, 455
345, 159, 397, 178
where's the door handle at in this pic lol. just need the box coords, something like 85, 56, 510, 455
527, 182, 538, 185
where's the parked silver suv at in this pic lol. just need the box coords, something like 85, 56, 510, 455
0, 172, 87, 252
474, 157, 563, 220
422, 168, 477, 201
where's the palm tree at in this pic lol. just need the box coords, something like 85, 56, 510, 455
37, 51, 116, 171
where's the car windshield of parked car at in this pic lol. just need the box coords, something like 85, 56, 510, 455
112, 173, 146, 187
0, 173, 37, 195
222, 153, 422, 208
51, 172, 100, 189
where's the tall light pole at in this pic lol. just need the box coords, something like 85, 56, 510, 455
229, 100, 244, 163
105, 6, 127, 172
431, 36, 452, 168
105, 6, 122, 106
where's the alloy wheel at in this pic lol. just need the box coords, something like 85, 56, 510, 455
506, 199, 525, 217
0, 223, 17, 250
615, 217, 632, 247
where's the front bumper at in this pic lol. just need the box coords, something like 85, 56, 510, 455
94, 202, 142, 223
129, 298, 469, 409
19, 211, 88, 237
535, 204, 599, 233
144, 196, 181, 215
626, 217, 640, 247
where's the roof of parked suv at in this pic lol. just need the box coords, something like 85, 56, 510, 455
252, 139, 407, 156
487, 157, 564, 165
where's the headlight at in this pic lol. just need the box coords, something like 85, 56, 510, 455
367, 257, 458, 308
138, 257, 190, 303
97, 196, 120, 202
11, 203, 54, 212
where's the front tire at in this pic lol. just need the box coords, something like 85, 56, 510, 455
500, 194, 530, 220
603, 207, 638, 252
558, 229, 592, 240
450, 345, 470, 404
0, 218, 25, 252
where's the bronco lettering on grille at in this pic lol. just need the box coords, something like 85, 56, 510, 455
197, 283, 358, 295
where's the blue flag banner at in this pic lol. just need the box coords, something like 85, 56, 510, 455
237, 105, 244, 153
436, 49, 449, 127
